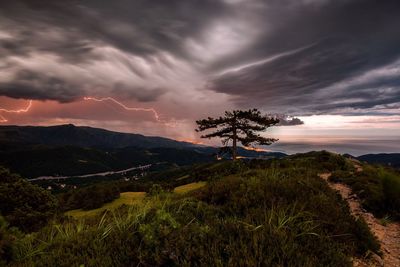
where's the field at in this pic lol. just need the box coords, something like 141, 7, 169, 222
66, 182, 207, 218
173, 181, 206, 194
65, 192, 146, 218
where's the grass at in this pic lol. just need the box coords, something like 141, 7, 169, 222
5, 152, 382, 266
173, 181, 206, 194
176, 174, 190, 181
329, 163, 400, 220
65, 192, 146, 218
66, 182, 207, 218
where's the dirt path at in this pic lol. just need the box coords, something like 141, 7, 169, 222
319, 169, 400, 267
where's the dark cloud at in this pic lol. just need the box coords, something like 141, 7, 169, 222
275, 115, 304, 126
211, 39, 368, 107
0, 70, 82, 102
111, 85, 166, 103
0, 0, 232, 103
0, 0, 230, 61
0, 0, 399, 116
0, 70, 167, 103
209, 0, 400, 115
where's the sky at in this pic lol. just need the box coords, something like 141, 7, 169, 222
0, 0, 399, 155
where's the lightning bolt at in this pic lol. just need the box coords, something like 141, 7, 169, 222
0, 100, 33, 123
0, 97, 176, 127
83, 96, 176, 126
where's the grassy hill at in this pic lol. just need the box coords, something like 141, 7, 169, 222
3, 151, 396, 266
65, 192, 146, 218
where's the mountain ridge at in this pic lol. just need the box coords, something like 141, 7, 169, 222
0, 124, 197, 149
0, 124, 286, 178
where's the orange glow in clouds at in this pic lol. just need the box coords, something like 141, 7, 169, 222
0, 97, 176, 127
83, 97, 160, 121
83, 96, 176, 127
0, 100, 33, 122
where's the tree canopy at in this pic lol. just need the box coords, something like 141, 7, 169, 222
196, 109, 279, 160
0, 167, 58, 232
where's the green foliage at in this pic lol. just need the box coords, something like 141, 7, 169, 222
381, 170, 400, 219
289, 151, 352, 172
59, 183, 120, 211
352, 218, 381, 255
196, 109, 279, 159
0, 215, 17, 265
0, 167, 58, 232
330, 164, 400, 220
8, 153, 381, 266
148, 184, 166, 196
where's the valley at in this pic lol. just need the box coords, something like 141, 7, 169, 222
29, 164, 152, 181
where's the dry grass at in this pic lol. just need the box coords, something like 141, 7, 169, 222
173, 181, 206, 194
65, 192, 146, 218
66, 182, 207, 218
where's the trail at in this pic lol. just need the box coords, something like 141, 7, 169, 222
319, 164, 400, 267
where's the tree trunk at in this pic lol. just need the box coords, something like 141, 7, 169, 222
232, 117, 237, 161
232, 134, 237, 160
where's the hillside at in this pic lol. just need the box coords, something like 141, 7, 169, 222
0, 124, 197, 149
3, 151, 399, 266
0, 145, 214, 178
0, 124, 286, 179
357, 153, 400, 169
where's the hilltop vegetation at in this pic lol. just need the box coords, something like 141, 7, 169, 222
0, 167, 57, 232
1, 151, 392, 266
330, 163, 400, 220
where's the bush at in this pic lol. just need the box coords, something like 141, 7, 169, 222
0, 167, 58, 232
0, 215, 16, 265
59, 183, 120, 211
9, 155, 381, 266
381, 170, 400, 219
330, 164, 400, 220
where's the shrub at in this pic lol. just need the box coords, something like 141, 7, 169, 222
0, 215, 16, 265
0, 167, 58, 232
381, 170, 400, 219
330, 164, 400, 220
59, 183, 120, 211
6, 152, 382, 266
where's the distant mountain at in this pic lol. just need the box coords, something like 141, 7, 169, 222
0, 124, 286, 178
196, 146, 287, 159
0, 145, 214, 178
0, 124, 196, 149
357, 153, 400, 169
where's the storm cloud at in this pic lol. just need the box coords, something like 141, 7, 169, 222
0, 0, 230, 103
0, 0, 399, 117
209, 0, 400, 115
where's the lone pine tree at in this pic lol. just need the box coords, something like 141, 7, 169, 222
196, 109, 279, 160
